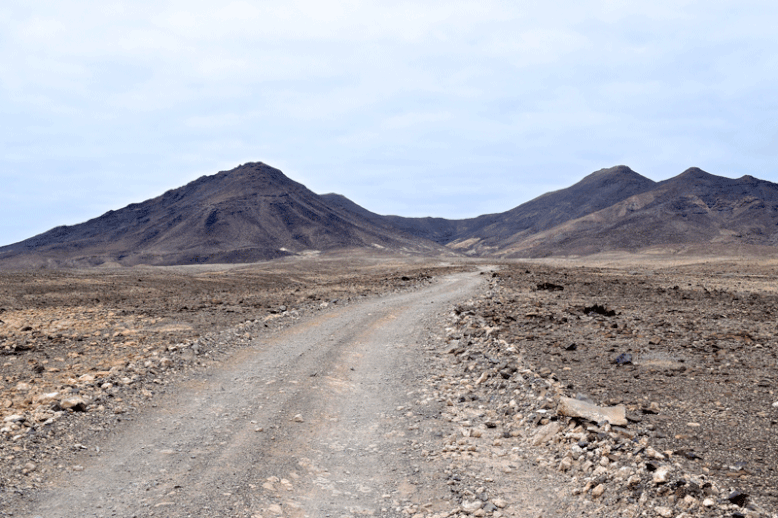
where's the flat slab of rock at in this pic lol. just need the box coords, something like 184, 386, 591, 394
556, 397, 627, 426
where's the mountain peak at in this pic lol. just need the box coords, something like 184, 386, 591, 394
678, 167, 712, 178
588, 164, 638, 177
578, 165, 653, 187
0, 162, 444, 266
660, 167, 729, 191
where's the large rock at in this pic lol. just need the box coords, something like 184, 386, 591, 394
556, 397, 627, 426
532, 421, 562, 445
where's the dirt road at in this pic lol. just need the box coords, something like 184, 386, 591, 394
19, 269, 571, 518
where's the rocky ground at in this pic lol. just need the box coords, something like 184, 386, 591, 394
0, 255, 466, 511
1, 256, 777, 518
428, 261, 777, 517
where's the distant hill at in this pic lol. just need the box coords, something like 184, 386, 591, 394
361, 165, 778, 257
493, 167, 778, 257
443, 165, 658, 254
0, 162, 447, 267
3, 162, 777, 267
323, 166, 656, 248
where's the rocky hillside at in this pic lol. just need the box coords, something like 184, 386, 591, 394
3, 162, 777, 267
0, 163, 447, 267
490, 167, 778, 257
369, 165, 778, 257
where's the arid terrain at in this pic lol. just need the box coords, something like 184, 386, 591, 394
3, 162, 778, 268
0, 254, 776, 517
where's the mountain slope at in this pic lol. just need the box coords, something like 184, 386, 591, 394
0, 162, 446, 267
495, 167, 778, 257
375, 165, 657, 253
3, 162, 778, 267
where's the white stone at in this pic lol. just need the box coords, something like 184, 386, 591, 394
646, 446, 666, 460
34, 392, 60, 405
653, 465, 671, 484
557, 396, 627, 426
654, 506, 673, 518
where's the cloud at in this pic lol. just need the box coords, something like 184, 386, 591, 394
2, 1, 778, 245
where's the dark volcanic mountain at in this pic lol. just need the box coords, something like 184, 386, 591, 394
3, 162, 778, 267
338, 164, 778, 257
366, 165, 657, 254
0, 162, 445, 267
445, 165, 658, 254
496, 167, 778, 257
326, 165, 657, 250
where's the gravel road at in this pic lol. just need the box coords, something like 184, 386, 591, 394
22, 269, 571, 518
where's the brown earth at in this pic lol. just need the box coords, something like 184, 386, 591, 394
1, 254, 777, 518
0, 255, 467, 508
449, 257, 778, 512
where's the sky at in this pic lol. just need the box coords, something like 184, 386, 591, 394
2, 1, 778, 246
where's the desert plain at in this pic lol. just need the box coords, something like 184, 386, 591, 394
0, 253, 776, 517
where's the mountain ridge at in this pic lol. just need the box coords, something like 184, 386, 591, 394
2, 162, 778, 267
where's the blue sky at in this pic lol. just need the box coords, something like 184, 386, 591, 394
2, 1, 778, 246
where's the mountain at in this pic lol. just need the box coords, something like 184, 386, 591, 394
318, 193, 462, 243
445, 165, 658, 254
0, 162, 446, 267
359, 164, 778, 257
3, 162, 778, 267
494, 167, 778, 257
373, 165, 657, 254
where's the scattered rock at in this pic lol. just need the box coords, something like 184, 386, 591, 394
613, 353, 633, 365
58, 396, 88, 412
727, 490, 749, 507
461, 499, 483, 512
653, 466, 671, 485
556, 396, 627, 426
582, 304, 616, 317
